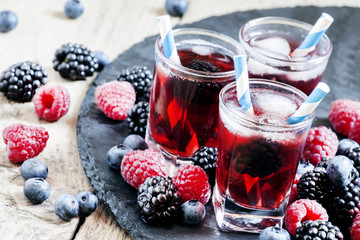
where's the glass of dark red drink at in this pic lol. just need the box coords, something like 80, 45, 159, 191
239, 17, 332, 95
213, 79, 314, 232
146, 28, 244, 167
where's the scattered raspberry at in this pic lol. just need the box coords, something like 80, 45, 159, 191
302, 126, 338, 166
351, 212, 360, 240
288, 175, 300, 206
95, 80, 136, 120
120, 149, 167, 189
285, 199, 328, 235
329, 99, 360, 135
172, 164, 211, 205
349, 121, 360, 145
2, 123, 49, 163
32, 84, 70, 121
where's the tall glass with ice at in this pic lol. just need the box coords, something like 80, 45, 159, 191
213, 79, 314, 232
239, 17, 332, 95
146, 28, 244, 164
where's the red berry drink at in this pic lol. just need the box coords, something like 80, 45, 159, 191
149, 48, 234, 156
213, 80, 314, 233
239, 17, 332, 95
146, 28, 244, 163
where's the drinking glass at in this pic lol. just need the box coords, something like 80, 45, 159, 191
213, 79, 314, 232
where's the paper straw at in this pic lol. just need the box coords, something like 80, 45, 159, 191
291, 13, 333, 57
157, 15, 181, 65
234, 55, 253, 113
287, 82, 330, 124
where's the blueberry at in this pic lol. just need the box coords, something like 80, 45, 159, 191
23, 178, 51, 204
64, 0, 84, 19
0, 10, 18, 33
54, 194, 79, 221
106, 144, 132, 170
20, 158, 48, 180
76, 191, 98, 217
258, 226, 291, 240
180, 199, 206, 225
337, 138, 360, 155
123, 134, 148, 150
326, 155, 357, 188
93, 50, 110, 71
296, 161, 314, 176
165, 0, 189, 17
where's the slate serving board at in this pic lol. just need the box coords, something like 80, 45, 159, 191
77, 6, 360, 240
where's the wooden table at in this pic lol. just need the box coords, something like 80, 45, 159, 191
0, 0, 359, 239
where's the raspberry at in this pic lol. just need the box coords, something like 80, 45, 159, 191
302, 126, 338, 166
95, 80, 136, 120
351, 213, 360, 240
285, 199, 328, 235
32, 84, 70, 121
349, 121, 360, 145
172, 164, 211, 205
120, 149, 167, 189
2, 123, 49, 163
329, 99, 360, 135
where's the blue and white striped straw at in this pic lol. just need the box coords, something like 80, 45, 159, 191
291, 13, 333, 57
157, 15, 181, 65
234, 55, 253, 113
287, 82, 330, 124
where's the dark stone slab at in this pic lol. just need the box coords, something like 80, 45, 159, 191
77, 6, 360, 240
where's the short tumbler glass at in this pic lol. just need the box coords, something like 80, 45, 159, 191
239, 16, 332, 95
213, 79, 314, 233
146, 28, 244, 167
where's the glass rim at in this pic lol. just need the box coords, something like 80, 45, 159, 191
238, 16, 333, 65
219, 79, 315, 131
155, 28, 244, 80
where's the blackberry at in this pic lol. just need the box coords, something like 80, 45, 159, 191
118, 66, 152, 103
294, 220, 344, 240
127, 101, 149, 138
185, 59, 220, 72
297, 167, 331, 205
137, 176, 180, 225
0, 61, 47, 102
192, 146, 217, 187
328, 177, 360, 233
53, 43, 99, 80
232, 139, 282, 178
345, 147, 360, 173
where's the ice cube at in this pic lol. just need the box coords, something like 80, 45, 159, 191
253, 37, 291, 60
257, 112, 285, 126
252, 90, 298, 123
178, 39, 213, 56
286, 62, 327, 82
191, 45, 212, 56
247, 58, 284, 76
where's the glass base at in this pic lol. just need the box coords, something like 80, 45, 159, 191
212, 184, 285, 233
145, 129, 192, 177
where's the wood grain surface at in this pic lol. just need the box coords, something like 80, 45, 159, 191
0, 0, 359, 239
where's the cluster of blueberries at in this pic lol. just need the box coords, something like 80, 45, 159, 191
21, 158, 98, 221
